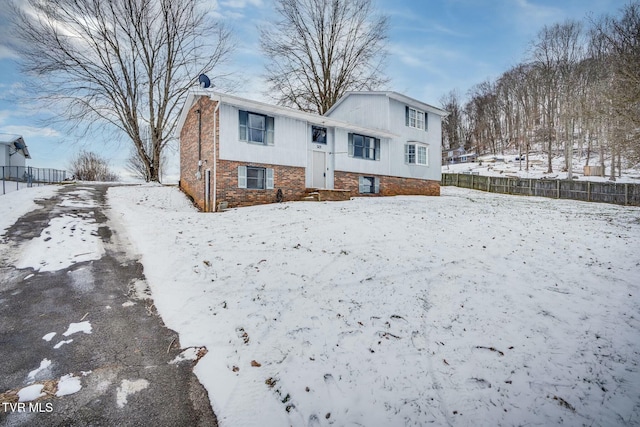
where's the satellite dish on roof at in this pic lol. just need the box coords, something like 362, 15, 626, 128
199, 74, 211, 89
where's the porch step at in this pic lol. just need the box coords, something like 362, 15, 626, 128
301, 188, 351, 202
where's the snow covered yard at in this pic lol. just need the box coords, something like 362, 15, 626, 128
108, 185, 640, 426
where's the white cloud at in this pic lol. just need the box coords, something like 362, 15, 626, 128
220, 0, 263, 8
0, 45, 18, 60
0, 125, 60, 138
509, 0, 563, 33
0, 110, 10, 125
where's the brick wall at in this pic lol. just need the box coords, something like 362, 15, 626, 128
179, 96, 218, 210
217, 160, 306, 208
334, 171, 440, 197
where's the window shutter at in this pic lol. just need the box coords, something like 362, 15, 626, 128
266, 168, 274, 189
238, 166, 247, 188
425, 147, 429, 164
374, 177, 380, 194
404, 144, 409, 163
348, 133, 354, 157
266, 116, 275, 145
405, 106, 409, 127
239, 110, 248, 141
374, 139, 380, 160
358, 176, 365, 193
424, 113, 428, 131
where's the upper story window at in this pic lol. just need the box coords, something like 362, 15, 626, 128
405, 143, 428, 165
312, 126, 327, 144
348, 133, 380, 160
239, 110, 274, 145
405, 106, 427, 131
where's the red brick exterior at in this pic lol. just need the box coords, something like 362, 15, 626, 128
334, 171, 440, 197
179, 96, 217, 210
217, 160, 306, 208
180, 95, 440, 211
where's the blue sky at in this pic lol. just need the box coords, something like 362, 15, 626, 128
0, 0, 626, 179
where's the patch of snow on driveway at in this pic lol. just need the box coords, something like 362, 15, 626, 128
15, 213, 104, 272
116, 379, 149, 408
62, 321, 92, 336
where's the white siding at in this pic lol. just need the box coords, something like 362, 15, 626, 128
330, 95, 442, 181
0, 145, 8, 167
334, 128, 391, 176
216, 93, 443, 183
325, 94, 389, 130
0, 144, 26, 169
387, 98, 441, 181
218, 103, 307, 167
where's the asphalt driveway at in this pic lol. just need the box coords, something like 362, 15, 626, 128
0, 184, 217, 426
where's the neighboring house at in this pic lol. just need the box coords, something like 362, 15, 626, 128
442, 147, 476, 164
1, 135, 31, 180
177, 90, 448, 211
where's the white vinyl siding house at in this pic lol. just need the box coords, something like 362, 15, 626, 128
325, 91, 445, 182
177, 90, 447, 211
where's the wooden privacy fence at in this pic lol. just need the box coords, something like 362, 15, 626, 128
441, 173, 640, 206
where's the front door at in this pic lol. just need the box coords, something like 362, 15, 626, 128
312, 151, 326, 189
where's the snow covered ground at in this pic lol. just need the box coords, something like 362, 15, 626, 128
0, 184, 58, 235
443, 153, 640, 184
107, 185, 640, 426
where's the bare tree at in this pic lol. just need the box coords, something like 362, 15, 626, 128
126, 126, 167, 181
260, 0, 389, 114
440, 90, 465, 151
69, 151, 119, 181
594, 2, 640, 174
11, 0, 234, 182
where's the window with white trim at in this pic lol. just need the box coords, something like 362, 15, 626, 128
239, 110, 274, 145
405, 106, 427, 131
238, 166, 274, 189
405, 144, 428, 165
359, 176, 380, 194
348, 133, 380, 160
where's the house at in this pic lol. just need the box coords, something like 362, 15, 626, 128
442, 146, 476, 164
1, 135, 31, 180
177, 90, 448, 211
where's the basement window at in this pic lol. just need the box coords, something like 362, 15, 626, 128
238, 166, 274, 189
359, 176, 380, 194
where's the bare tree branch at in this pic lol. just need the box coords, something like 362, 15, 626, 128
260, 0, 389, 114
10, 0, 235, 182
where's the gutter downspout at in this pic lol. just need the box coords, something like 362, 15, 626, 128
212, 95, 220, 212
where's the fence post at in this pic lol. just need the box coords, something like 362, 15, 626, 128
587, 181, 591, 202
625, 184, 628, 206
456, 173, 459, 187
556, 180, 560, 199
487, 176, 491, 193
471, 174, 474, 189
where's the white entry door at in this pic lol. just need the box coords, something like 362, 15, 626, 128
312, 151, 326, 188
